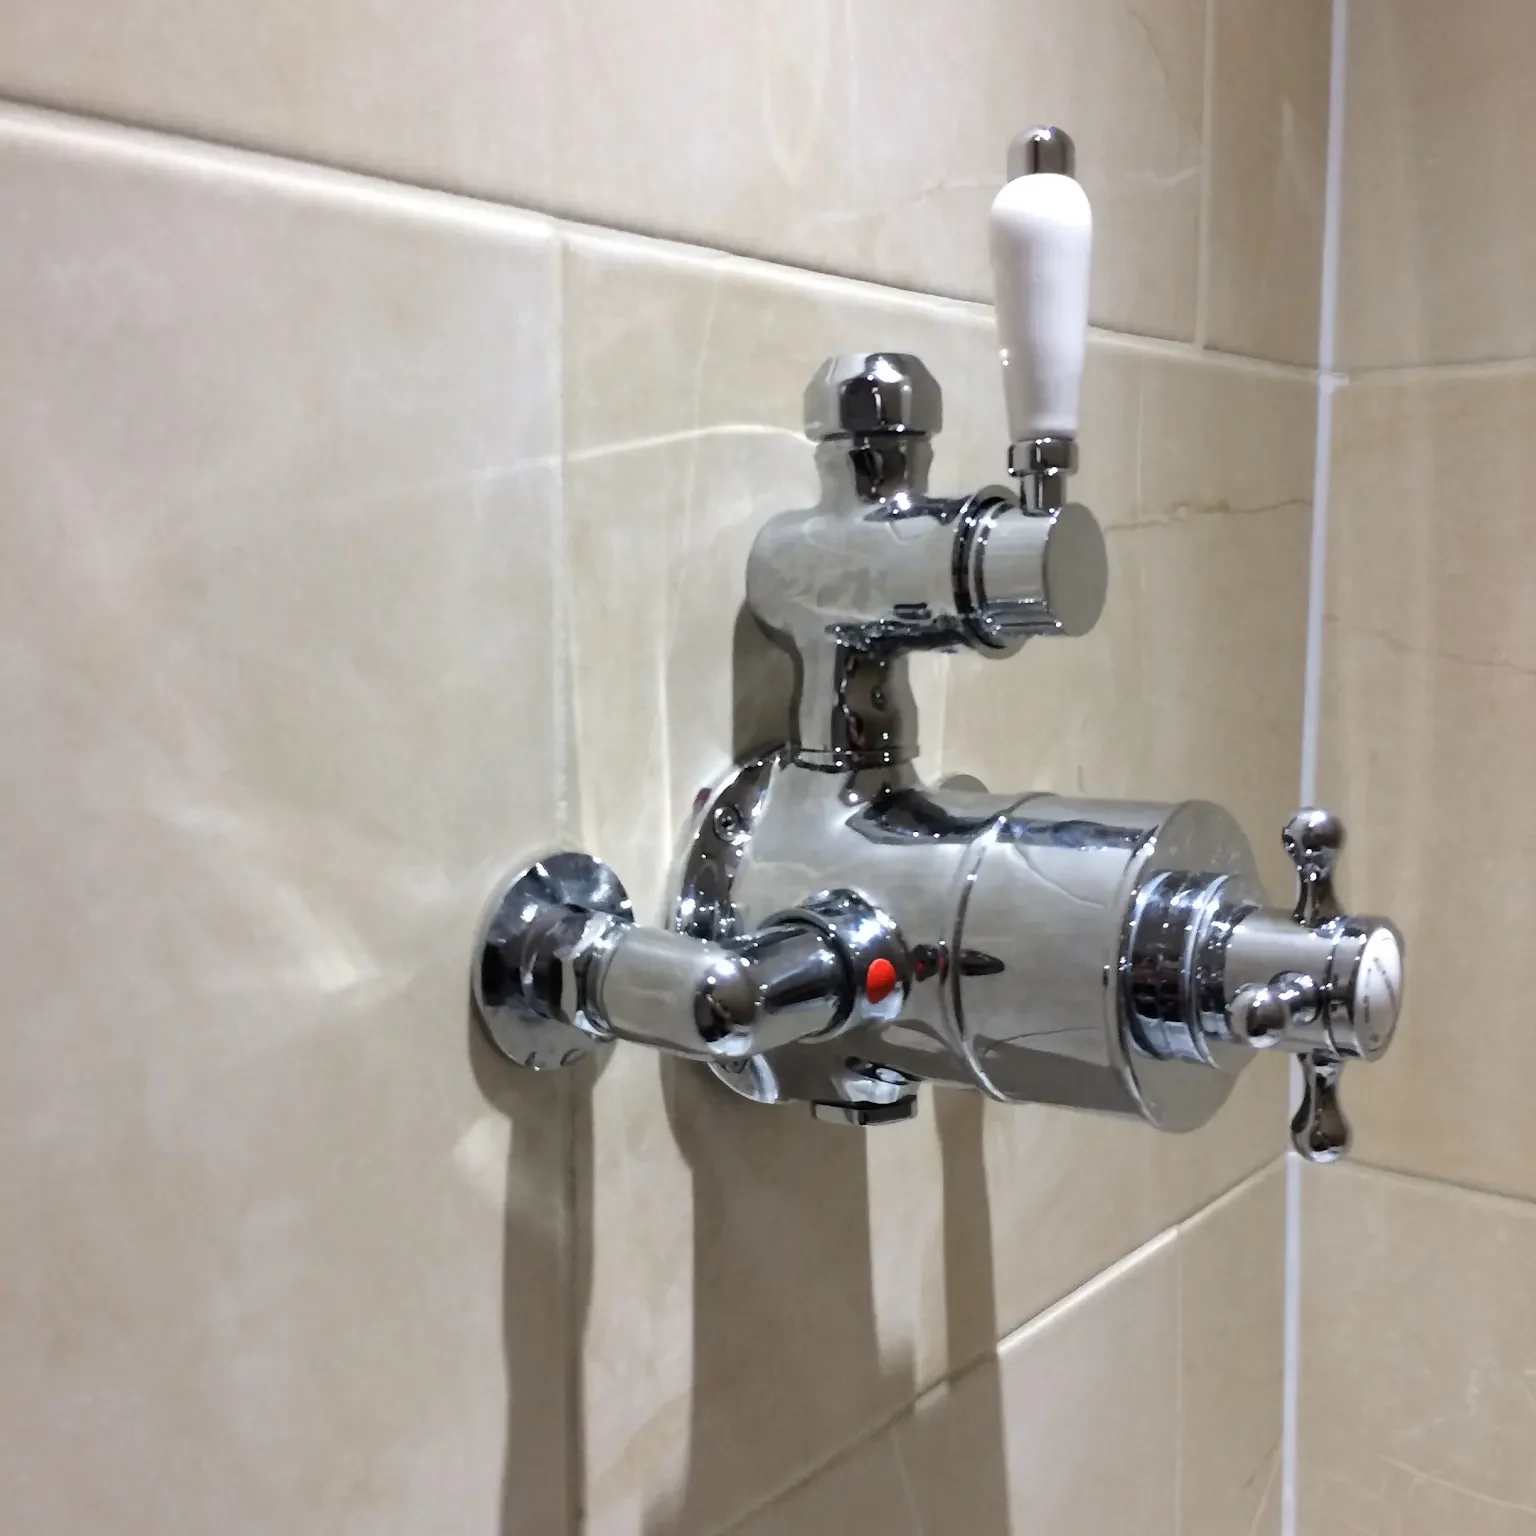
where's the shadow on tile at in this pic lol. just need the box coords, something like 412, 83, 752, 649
646, 1060, 897, 1534
467, 1005, 585, 1536
932, 1089, 1010, 1536
629, 610, 1010, 1536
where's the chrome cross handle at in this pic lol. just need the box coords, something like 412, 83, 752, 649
1228, 810, 1405, 1160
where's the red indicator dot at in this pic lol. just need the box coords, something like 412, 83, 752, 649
865, 957, 898, 1005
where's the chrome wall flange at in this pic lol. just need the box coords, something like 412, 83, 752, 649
473, 852, 632, 1070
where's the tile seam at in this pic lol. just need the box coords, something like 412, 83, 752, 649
0, 93, 1314, 380
1286, 0, 1353, 1523
1341, 1157, 1536, 1217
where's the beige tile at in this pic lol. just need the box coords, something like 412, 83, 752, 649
725, 1170, 1288, 1536
962, 1062, 1285, 1381
1328, 371, 1536, 675
725, 1433, 922, 1536
1178, 1162, 1285, 1536
894, 1231, 1181, 1536
0, 109, 568, 1533
0, 3, 565, 211
1249, 1475, 1283, 1536
1204, 0, 1330, 365
1339, 0, 1536, 369
1320, 370, 1536, 1198
1299, 1163, 1536, 1535
947, 350, 1315, 894
1315, 1479, 1536, 1536
566, 227, 1294, 1533
584, 1067, 1276, 1536
0, 1, 1205, 337
1321, 630, 1536, 1198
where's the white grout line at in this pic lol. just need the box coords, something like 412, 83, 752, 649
1285, 0, 1351, 1528
1192, 0, 1218, 350
1299, 364, 1341, 805
1281, 1149, 1305, 1536
1350, 353, 1536, 385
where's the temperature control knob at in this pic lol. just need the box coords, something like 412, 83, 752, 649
1227, 810, 1405, 1160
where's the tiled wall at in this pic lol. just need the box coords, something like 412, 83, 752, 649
1305, 2, 1536, 1531
570, 249, 1308, 1534
0, 0, 1331, 1529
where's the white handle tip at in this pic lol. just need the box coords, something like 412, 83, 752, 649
989, 171, 1092, 445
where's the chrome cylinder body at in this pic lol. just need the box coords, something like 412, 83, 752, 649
676, 754, 1264, 1131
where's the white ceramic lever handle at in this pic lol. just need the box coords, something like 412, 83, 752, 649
989, 152, 1092, 444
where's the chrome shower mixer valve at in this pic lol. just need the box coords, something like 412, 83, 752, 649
472, 127, 1404, 1161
